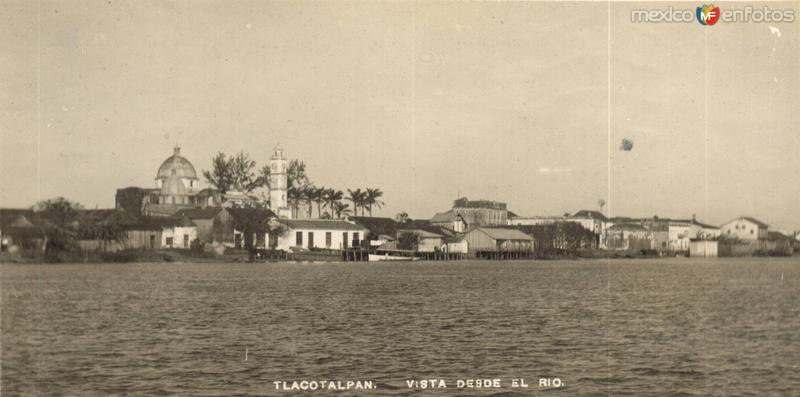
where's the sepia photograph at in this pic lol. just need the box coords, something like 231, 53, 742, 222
1, 0, 799, 395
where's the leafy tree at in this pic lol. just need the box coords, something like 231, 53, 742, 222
32, 197, 84, 256
202, 151, 263, 194
203, 152, 235, 193
78, 210, 128, 252
397, 231, 420, 251
287, 159, 309, 189
259, 165, 271, 189
394, 212, 410, 224
598, 199, 606, 214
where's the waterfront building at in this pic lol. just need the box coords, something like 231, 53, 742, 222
273, 219, 368, 251
507, 215, 566, 226
667, 220, 692, 252
430, 211, 468, 232
689, 240, 719, 258
75, 213, 197, 252
173, 207, 222, 243
462, 227, 534, 257
766, 231, 794, 256
441, 235, 469, 254
396, 229, 445, 253
0, 209, 43, 253
212, 207, 276, 249
605, 223, 652, 252
569, 210, 608, 235
720, 217, 769, 240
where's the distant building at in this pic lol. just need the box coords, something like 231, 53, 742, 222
690, 240, 718, 258
462, 227, 534, 257
435, 197, 507, 227
174, 207, 222, 243
397, 229, 445, 253
430, 210, 468, 232
441, 235, 469, 254
212, 207, 276, 249
720, 217, 769, 241
274, 219, 368, 251
569, 210, 608, 235
117, 145, 280, 216
507, 215, 565, 226
605, 223, 652, 252
766, 231, 794, 256
0, 209, 43, 253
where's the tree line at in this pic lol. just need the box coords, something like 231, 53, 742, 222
202, 151, 384, 218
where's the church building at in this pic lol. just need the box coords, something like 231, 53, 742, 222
116, 144, 292, 219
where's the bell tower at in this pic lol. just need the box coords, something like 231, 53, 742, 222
269, 144, 291, 218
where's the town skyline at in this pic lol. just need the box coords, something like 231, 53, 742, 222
2, 1, 798, 230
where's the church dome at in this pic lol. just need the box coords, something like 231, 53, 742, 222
161, 170, 188, 197
156, 146, 198, 180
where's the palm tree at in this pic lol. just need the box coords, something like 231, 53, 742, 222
324, 188, 343, 214
331, 201, 351, 218
347, 188, 366, 216
364, 188, 385, 217
311, 186, 326, 218
299, 185, 315, 219
287, 186, 302, 218
303, 185, 321, 219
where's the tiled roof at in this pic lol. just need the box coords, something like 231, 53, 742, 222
174, 207, 223, 219
397, 229, 445, 238
473, 228, 534, 241
0, 209, 36, 229
571, 210, 608, 222
225, 207, 277, 224
609, 223, 647, 231
281, 219, 366, 231
123, 216, 194, 231
430, 210, 457, 223
741, 217, 769, 228
351, 216, 400, 235
768, 231, 791, 241
144, 203, 195, 216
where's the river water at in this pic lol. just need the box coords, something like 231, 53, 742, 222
1, 258, 798, 396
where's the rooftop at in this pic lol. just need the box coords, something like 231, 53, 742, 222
470, 227, 534, 241
280, 219, 365, 231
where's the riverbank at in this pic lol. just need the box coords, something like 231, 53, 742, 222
2, 248, 796, 264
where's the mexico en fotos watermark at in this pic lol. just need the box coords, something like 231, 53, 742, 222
631, 5, 796, 24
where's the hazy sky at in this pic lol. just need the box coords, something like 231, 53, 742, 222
2, 1, 798, 230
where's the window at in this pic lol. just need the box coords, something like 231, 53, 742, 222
353, 232, 360, 247
166, 237, 174, 247
326, 232, 332, 247
308, 232, 314, 248
149, 235, 155, 249
751, 230, 754, 234
183, 234, 189, 248
342, 232, 348, 249
296, 231, 303, 246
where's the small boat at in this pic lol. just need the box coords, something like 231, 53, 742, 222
368, 249, 420, 262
